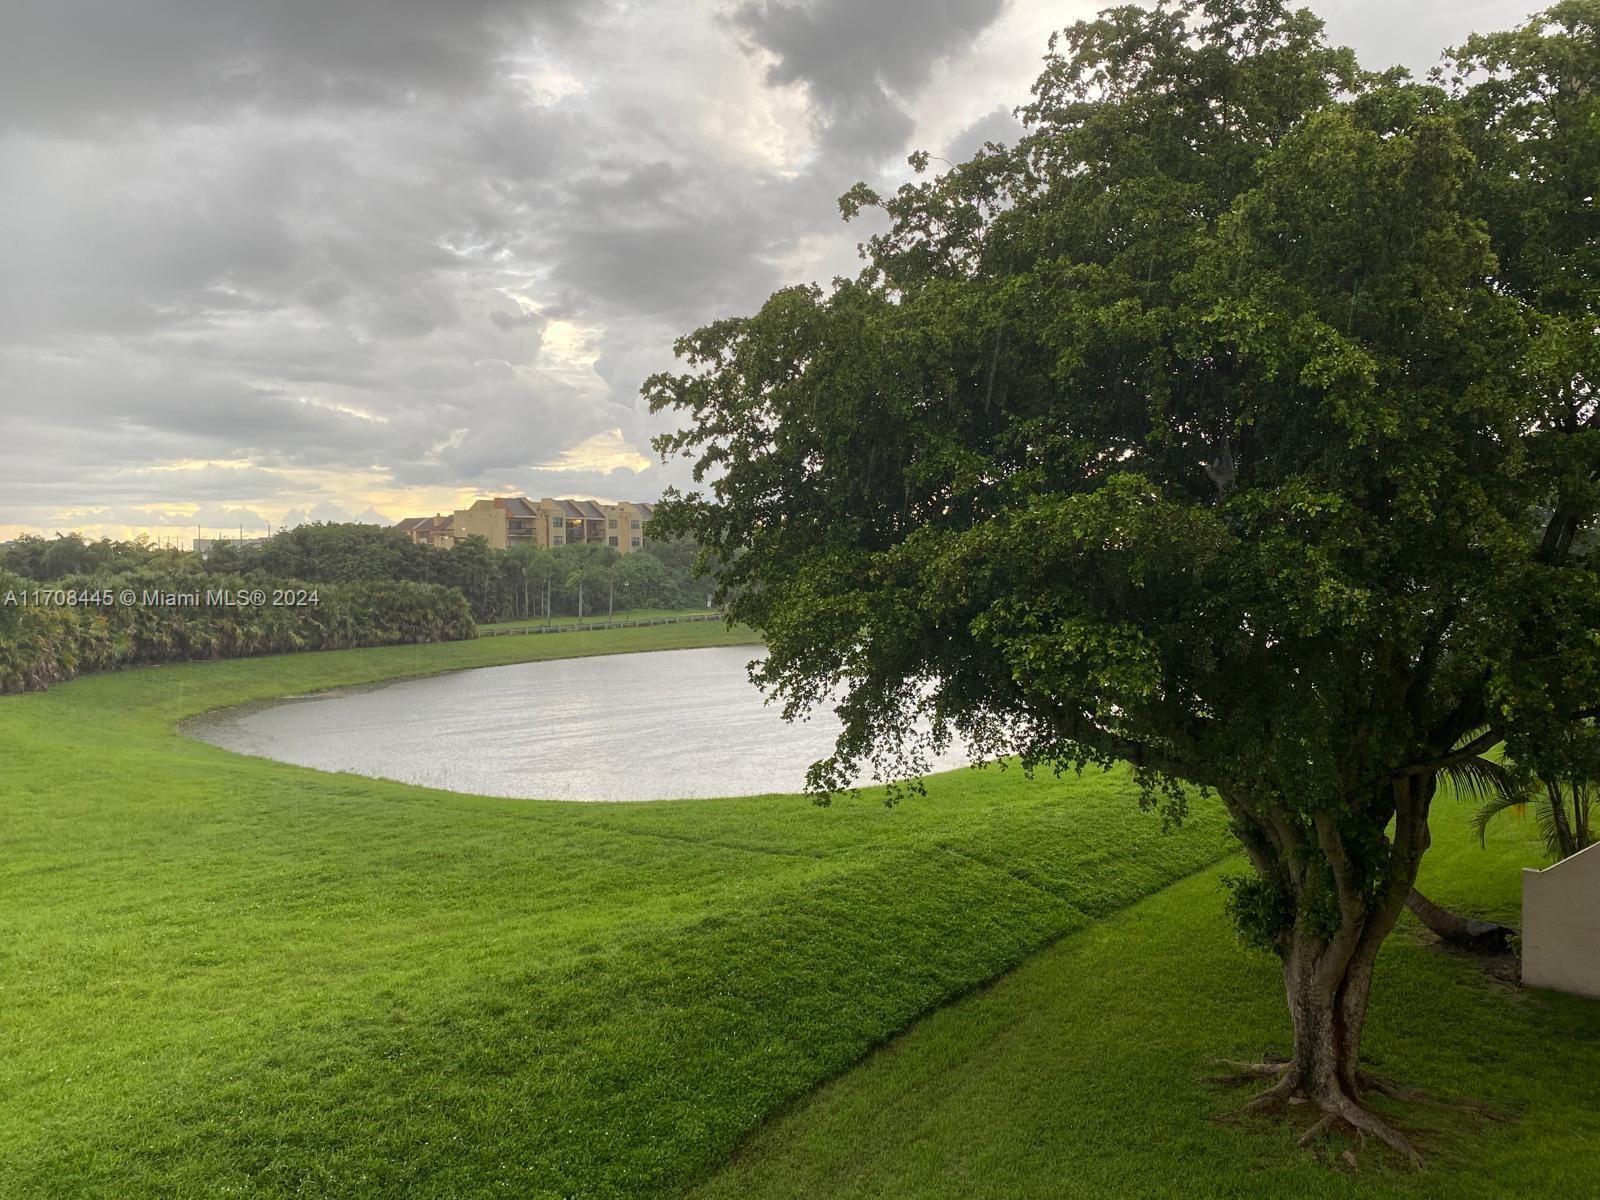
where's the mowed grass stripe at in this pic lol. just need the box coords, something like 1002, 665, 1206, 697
690, 815, 1600, 1200
0, 622, 1234, 1197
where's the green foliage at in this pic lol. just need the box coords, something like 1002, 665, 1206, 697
615, 547, 679, 609
3, 526, 714, 626
1472, 776, 1596, 862
1220, 872, 1291, 952
0, 567, 474, 694
647, 0, 1600, 981
238, 522, 432, 583
1, 533, 187, 580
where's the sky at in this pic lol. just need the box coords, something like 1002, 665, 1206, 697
0, 0, 1545, 543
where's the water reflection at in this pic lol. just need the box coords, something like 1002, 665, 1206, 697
186, 645, 972, 801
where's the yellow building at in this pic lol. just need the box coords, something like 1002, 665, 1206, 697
605, 501, 652, 552
452, 497, 543, 549
396, 497, 654, 552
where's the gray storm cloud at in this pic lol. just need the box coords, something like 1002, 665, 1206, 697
0, 0, 1547, 538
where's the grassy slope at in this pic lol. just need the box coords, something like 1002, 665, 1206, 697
0, 624, 1235, 1199
692, 797, 1600, 1199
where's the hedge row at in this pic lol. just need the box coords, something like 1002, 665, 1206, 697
0, 569, 475, 694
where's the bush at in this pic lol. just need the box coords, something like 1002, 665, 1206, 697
0, 568, 475, 694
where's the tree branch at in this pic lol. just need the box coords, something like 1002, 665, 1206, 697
1399, 726, 1502, 777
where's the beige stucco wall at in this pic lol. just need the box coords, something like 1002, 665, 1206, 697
454, 500, 507, 549
1522, 841, 1600, 999
608, 502, 645, 553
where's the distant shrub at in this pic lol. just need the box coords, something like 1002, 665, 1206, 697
0, 568, 475, 694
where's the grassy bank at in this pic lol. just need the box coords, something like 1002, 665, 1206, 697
692, 797, 1600, 1199
1, 622, 1236, 1198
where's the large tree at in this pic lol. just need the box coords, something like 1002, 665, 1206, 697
647, 0, 1600, 1163
1445, 1, 1600, 860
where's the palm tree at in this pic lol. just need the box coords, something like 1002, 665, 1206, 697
1472, 775, 1594, 862
506, 547, 557, 625
1409, 737, 1597, 952
1403, 745, 1523, 953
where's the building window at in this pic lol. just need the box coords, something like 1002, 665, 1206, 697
630, 519, 640, 528
631, 537, 641, 549
553, 537, 563, 545
608, 518, 617, 528
608, 536, 618, 546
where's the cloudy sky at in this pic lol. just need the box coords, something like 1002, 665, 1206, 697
0, 0, 1542, 543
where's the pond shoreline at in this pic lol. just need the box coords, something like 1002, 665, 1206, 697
184, 644, 974, 802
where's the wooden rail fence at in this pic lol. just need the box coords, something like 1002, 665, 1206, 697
476, 612, 727, 638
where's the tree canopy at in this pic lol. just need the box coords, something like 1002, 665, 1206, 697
648, 0, 1600, 1162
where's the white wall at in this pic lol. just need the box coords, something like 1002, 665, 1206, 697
1523, 841, 1600, 999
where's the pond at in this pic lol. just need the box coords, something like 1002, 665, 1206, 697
185, 645, 973, 801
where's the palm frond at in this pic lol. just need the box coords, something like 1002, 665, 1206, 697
1441, 752, 1521, 806
1441, 753, 1529, 849
1471, 791, 1529, 848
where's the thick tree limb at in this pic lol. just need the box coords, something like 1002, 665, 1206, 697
1399, 727, 1503, 777
1405, 888, 1514, 954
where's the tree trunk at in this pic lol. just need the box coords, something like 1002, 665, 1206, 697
1282, 933, 1364, 1103
1239, 912, 1423, 1165
1546, 780, 1575, 858
1223, 777, 1436, 1166
1405, 888, 1513, 954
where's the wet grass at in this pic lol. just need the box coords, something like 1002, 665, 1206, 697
691, 794, 1600, 1200
0, 621, 1236, 1198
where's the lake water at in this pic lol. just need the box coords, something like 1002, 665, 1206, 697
185, 645, 973, 801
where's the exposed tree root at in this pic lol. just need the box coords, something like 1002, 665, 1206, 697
1314, 1095, 1424, 1170
1207, 1056, 1291, 1087
1358, 1073, 1516, 1123
1211, 1061, 1426, 1169
1210, 1064, 1301, 1119
1297, 1113, 1338, 1147
1285, 1093, 1422, 1168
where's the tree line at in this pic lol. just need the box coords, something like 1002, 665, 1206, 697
0, 565, 474, 694
0, 525, 714, 624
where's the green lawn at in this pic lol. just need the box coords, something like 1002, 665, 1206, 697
0, 623, 1237, 1198
692, 791, 1600, 1199
476, 607, 715, 632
